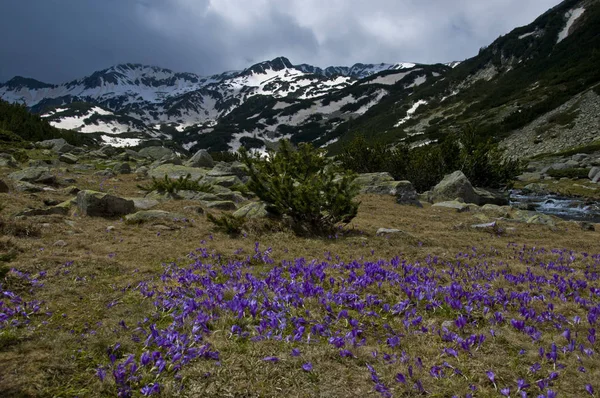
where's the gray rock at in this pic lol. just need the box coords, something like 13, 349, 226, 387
474, 187, 509, 206
522, 183, 549, 195
113, 162, 132, 175
203, 175, 243, 188
94, 169, 117, 178
572, 153, 589, 162
516, 172, 542, 182
394, 181, 422, 207
38, 138, 74, 153
589, 167, 600, 181
151, 154, 182, 167
354, 172, 394, 188
125, 210, 186, 224
12, 181, 43, 192
471, 221, 498, 230
59, 153, 78, 164
200, 200, 237, 211
135, 166, 149, 176
419, 191, 433, 203
76, 190, 135, 217
207, 162, 248, 181
564, 159, 580, 168
233, 201, 270, 219
480, 204, 511, 218
138, 146, 175, 160
0, 179, 9, 193
186, 149, 214, 168
0, 154, 18, 168
148, 164, 208, 181
62, 186, 80, 195
432, 200, 478, 213
431, 171, 478, 204
526, 214, 558, 227
17, 201, 71, 217
8, 167, 55, 184
130, 198, 160, 210
550, 162, 569, 171
184, 206, 205, 215
53, 240, 67, 247
215, 191, 246, 203
376, 228, 402, 236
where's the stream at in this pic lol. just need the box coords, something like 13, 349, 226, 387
509, 190, 600, 223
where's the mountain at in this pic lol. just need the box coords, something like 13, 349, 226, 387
1, 0, 599, 156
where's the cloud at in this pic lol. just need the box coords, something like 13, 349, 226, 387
0, 0, 561, 83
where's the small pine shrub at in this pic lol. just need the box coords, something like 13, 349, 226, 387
240, 140, 359, 235
206, 213, 246, 236
547, 167, 591, 179
137, 174, 213, 194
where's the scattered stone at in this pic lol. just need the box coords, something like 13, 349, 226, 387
200, 200, 237, 211
138, 146, 175, 160
62, 186, 80, 195
135, 166, 149, 176
419, 191, 433, 203
76, 190, 135, 217
474, 187, 509, 206
0, 154, 18, 168
432, 200, 478, 213
59, 153, 78, 164
354, 172, 394, 188
480, 204, 511, 218
526, 214, 558, 227
184, 206, 205, 215
0, 179, 9, 193
13, 181, 43, 192
572, 153, 588, 162
522, 183, 549, 195
215, 191, 246, 203
186, 149, 214, 168
203, 175, 243, 188
38, 138, 75, 153
63, 177, 77, 184
9, 167, 55, 184
53, 240, 67, 247
471, 221, 498, 231
130, 198, 160, 210
376, 228, 402, 236
394, 181, 422, 207
148, 164, 207, 181
43, 199, 61, 206
516, 172, 542, 182
125, 210, 186, 224
207, 162, 248, 181
431, 171, 478, 204
113, 162, 132, 175
589, 167, 600, 181
94, 169, 117, 178
106, 226, 116, 232
564, 159, 580, 168
233, 201, 270, 219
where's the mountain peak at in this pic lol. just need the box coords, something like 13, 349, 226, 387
2, 76, 55, 90
242, 57, 294, 76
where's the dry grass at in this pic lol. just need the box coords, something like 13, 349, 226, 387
1, 164, 600, 397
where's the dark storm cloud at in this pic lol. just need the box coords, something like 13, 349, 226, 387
0, 0, 562, 83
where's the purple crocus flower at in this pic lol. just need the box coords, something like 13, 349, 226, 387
486, 371, 496, 383
291, 348, 301, 357
395, 373, 406, 383
585, 384, 594, 395
302, 362, 313, 372
262, 356, 279, 362
500, 387, 510, 396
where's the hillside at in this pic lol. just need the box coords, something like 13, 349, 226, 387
0, 0, 598, 157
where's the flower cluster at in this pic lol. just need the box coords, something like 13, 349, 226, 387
96, 243, 600, 396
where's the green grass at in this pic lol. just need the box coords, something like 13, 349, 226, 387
547, 167, 591, 179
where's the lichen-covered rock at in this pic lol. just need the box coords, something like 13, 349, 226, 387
148, 164, 207, 181
138, 146, 175, 160
76, 190, 135, 217
233, 201, 270, 219
59, 153, 78, 164
8, 167, 55, 184
432, 200, 478, 213
125, 210, 186, 224
186, 149, 214, 168
431, 171, 478, 204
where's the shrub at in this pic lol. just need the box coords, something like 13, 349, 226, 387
137, 174, 213, 194
337, 135, 392, 173
206, 213, 247, 236
240, 141, 359, 235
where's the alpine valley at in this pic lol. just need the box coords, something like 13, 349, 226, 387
1, 0, 599, 158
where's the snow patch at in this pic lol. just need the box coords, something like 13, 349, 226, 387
394, 100, 428, 127
354, 90, 387, 115
100, 135, 141, 147
367, 70, 421, 86
183, 141, 198, 151
321, 137, 339, 147
407, 75, 427, 88
557, 7, 585, 43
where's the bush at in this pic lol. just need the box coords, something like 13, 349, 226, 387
206, 213, 247, 236
240, 141, 359, 235
137, 174, 213, 194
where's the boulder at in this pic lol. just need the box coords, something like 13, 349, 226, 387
135, 166, 149, 176
572, 153, 589, 162
526, 214, 558, 227
589, 167, 600, 181
148, 164, 208, 181
0, 154, 18, 168
17, 200, 72, 217
59, 153, 78, 164
203, 175, 244, 188
130, 198, 160, 210
186, 149, 214, 168
376, 228, 402, 236
76, 190, 135, 217
138, 146, 175, 160
522, 183, 549, 195
480, 204, 511, 218
233, 201, 271, 219
354, 172, 394, 188
12, 181, 43, 192
0, 179, 9, 193
94, 169, 117, 178
394, 181, 422, 207
125, 210, 185, 224
207, 161, 249, 181
8, 167, 55, 184
113, 162, 132, 175
471, 221, 499, 231
151, 154, 182, 167
432, 200, 478, 213
516, 172, 541, 182
215, 191, 246, 203
474, 187, 509, 206
564, 159, 580, 168
431, 171, 478, 204
38, 138, 75, 153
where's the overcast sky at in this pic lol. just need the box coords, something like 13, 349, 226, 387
0, 0, 562, 83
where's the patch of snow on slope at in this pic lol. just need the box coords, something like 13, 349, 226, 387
519, 30, 537, 39
273, 102, 291, 110
100, 135, 141, 147
354, 90, 387, 115
407, 75, 427, 88
557, 7, 585, 43
367, 70, 420, 85
441, 90, 459, 102
394, 100, 428, 127
321, 137, 339, 147
183, 141, 197, 151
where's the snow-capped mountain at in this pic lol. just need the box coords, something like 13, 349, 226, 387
0, 56, 431, 148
